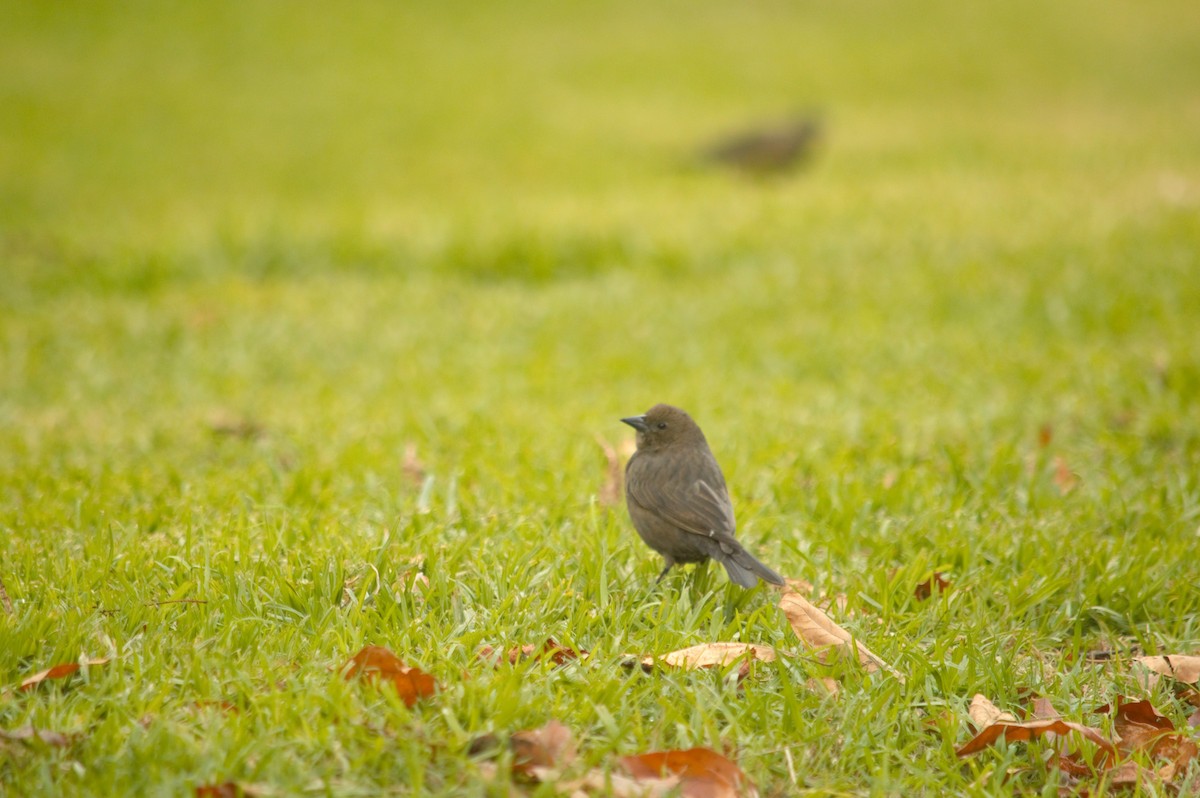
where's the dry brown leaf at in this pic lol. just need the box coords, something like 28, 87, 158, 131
967, 694, 1019, 730
0, 575, 12, 615
564, 769, 683, 797
913, 572, 951, 601
1052, 456, 1079, 495
619, 747, 757, 798
956, 695, 1116, 761
1038, 424, 1054, 448
1133, 654, 1200, 685
636, 643, 777, 681
778, 590, 902, 680
402, 443, 426, 487
510, 720, 577, 779
195, 784, 240, 798
595, 435, 628, 507
1188, 707, 1200, 729
0, 727, 74, 746
1106, 697, 1199, 772
19, 657, 109, 691
342, 645, 436, 707
478, 638, 586, 667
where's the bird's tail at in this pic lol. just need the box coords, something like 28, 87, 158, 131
721, 546, 785, 588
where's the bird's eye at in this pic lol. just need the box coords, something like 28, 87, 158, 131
656, 422, 668, 429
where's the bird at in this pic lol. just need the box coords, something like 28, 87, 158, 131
621, 404, 785, 588
699, 114, 822, 176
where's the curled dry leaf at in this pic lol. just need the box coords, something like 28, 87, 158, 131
19, 657, 109, 691
913, 572, 951, 601
402, 442, 426, 487
510, 720, 577, 779
1106, 697, 1199, 772
636, 643, 776, 680
955, 695, 1116, 761
778, 590, 902, 680
967, 694, 1018, 730
1052, 455, 1079, 495
619, 747, 757, 798
0, 727, 74, 746
596, 435, 633, 507
478, 638, 586, 667
342, 645, 436, 708
1133, 654, 1200, 685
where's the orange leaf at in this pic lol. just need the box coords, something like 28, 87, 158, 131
913, 572, 951, 601
195, 784, 240, 798
19, 658, 108, 691
342, 646, 436, 707
955, 695, 1116, 761
619, 747, 755, 798
778, 590, 902, 680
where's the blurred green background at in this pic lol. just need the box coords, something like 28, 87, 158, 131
1, 1, 1199, 793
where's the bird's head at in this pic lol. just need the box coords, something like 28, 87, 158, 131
621, 404, 706, 451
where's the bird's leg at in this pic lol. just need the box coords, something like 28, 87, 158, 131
656, 556, 675, 583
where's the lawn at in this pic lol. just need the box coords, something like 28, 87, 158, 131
2, 1, 1199, 795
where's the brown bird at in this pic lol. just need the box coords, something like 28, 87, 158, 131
621, 404, 784, 588
700, 115, 822, 176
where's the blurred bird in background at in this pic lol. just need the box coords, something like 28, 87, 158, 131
698, 113, 823, 177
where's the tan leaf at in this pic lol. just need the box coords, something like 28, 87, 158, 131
619, 747, 757, 798
637, 643, 777, 681
402, 443, 426, 487
511, 720, 577, 779
1052, 455, 1079, 495
595, 435, 628, 507
778, 590, 902, 680
0, 727, 74, 746
479, 638, 586, 667
342, 646, 436, 707
913, 572, 951, 601
967, 694, 1018, 730
19, 657, 109, 691
1133, 654, 1200, 685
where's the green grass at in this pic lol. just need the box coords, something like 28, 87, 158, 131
2, 0, 1199, 795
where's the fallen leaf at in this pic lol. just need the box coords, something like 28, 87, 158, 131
1052, 456, 1079, 495
563, 769, 683, 797
778, 590, 902, 680
955, 695, 1116, 761
342, 646, 436, 707
510, 720, 577, 779
1188, 707, 1200, 729
402, 443, 426, 487
479, 638, 585, 667
0, 727, 74, 746
914, 572, 951, 601
596, 435, 626, 507
19, 657, 109, 691
619, 747, 757, 798
967, 694, 1018, 730
1133, 654, 1200, 685
637, 643, 777, 680
1107, 697, 1199, 771
195, 784, 240, 798
1038, 424, 1053, 448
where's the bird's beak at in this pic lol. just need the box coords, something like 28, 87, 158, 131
621, 414, 648, 432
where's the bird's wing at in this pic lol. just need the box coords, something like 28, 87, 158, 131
627, 456, 738, 543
